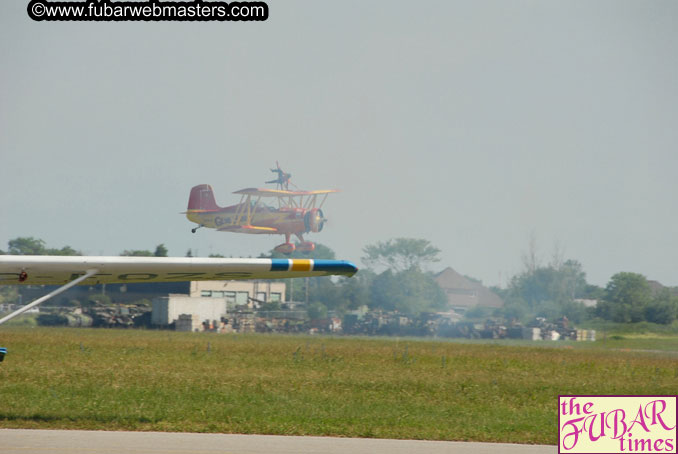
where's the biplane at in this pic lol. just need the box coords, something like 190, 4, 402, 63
185, 184, 338, 254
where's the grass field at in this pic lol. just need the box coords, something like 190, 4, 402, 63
1, 327, 678, 444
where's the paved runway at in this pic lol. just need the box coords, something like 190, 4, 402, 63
0, 429, 556, 454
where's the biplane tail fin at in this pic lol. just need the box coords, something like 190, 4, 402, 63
187, 184, 221, 211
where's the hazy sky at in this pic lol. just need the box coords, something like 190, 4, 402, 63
1, 1, 676, 287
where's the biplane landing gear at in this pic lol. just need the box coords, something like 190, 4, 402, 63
297, 242, 316, 254
274, 242, 296, 255
274, 234, 296, 255
293, 233, 315, 254
191, 224, 205, 234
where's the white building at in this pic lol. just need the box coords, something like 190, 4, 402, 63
151, 295, 227, 326
151, 280, 287, 327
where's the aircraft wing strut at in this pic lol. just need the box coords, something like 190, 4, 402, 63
0, 268, 99, 326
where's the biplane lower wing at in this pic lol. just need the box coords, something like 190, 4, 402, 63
217, 225, 278, 234
0, 255, 358, 326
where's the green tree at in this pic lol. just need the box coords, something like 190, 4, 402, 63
120, 249, 154, 257
503, 259, 590, 322
496, 296, 530, 322
362, 238, 440, 272
6, 237, 79, 255
503, 272, 598, 324
303, 270, 373, 315
370, 268, 446, 316
509, 260, 587, 309
46, 245, 79, 256
597, 272, 652, 323
120, 244, 167, 257
8, 237, 46, 255
302, 276, 339, 307
559, 300, 591, 324
556, 260, 588, 300
644, 289, 678, 325
307, 302, 328, 320
333, 271, 374, 312
370, 270, 401, 312
581, 284, 605, 300
154, 244, 168, 257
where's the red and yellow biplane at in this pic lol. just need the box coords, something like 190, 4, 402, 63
185, 183, 338, 254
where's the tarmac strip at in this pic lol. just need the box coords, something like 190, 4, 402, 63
0, 429, 556, 454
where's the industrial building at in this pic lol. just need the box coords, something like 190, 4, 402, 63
189, 280, 285, 304
151, 295, 228, 327
151, 280, 286, 328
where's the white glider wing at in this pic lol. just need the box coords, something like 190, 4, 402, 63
0, 255, 358, 285
0, 255, 358, 326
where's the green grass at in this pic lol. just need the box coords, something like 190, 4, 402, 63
1, 327, 678, 444
0, 313, 38, 327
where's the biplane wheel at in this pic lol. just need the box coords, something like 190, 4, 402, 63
297, 242, 316, 254
274, 242, 296, 255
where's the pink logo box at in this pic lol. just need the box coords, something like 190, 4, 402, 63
559, 395, 677, 454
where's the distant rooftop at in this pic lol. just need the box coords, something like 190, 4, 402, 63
648, 280, 678, 297
434, 267, 504, 310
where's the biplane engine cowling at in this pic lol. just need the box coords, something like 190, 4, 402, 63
304, 208, 325, 233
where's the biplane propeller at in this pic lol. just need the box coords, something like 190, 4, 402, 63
184, 182, 336, 255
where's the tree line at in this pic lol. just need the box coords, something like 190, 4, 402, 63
2, 236, 676, 325
264, 238, 447, 317
0, 237, 447, 317
490, 257, 678, 325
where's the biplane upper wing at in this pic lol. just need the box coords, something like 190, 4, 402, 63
0, 255, 357, 326
233, 188, 340, 197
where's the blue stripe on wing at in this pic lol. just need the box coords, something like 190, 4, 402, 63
270, 259, 290, 271
311, 260, 358, 276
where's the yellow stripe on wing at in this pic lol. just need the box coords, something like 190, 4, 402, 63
290, 259, 312, 272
